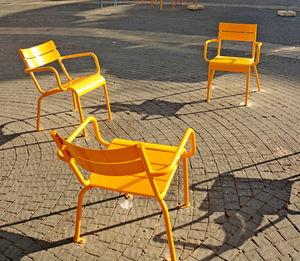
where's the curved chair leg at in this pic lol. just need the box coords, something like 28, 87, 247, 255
245, 70, 251, 106
74, 93, 87, 137
206, 67, 215, 102
179, 157, 190, 208
158, 199, 176, 261
72, 92, 78, 111
103, 83, 112, 120
74, 186, 92, 244
253, 65, 261, 92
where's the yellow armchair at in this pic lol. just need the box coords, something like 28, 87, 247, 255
51, 116, 196, 261
204, 23, 263, 106
19, 40, 112, 136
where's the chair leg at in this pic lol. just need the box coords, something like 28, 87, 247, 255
74, 93, 87, 137
253, 65, 261, 92
36, 96, 44, 131
206, 67, 214, 102
245, 70, 250, 106
72, 92, 78, 111
159, 0, 163, 10
103, 83, 112, 120
179, 157, 190, 208
74, 186, 92, 244
158, 199, 176, 261
150, 0, 154, 8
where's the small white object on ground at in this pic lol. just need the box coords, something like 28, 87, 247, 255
120, 199, 133, 209
277, 10, 296, 16
187, 4, 204, 10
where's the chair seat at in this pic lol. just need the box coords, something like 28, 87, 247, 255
64, 74, 106, 96
210, 56, 254, 72
89, 138, 179, 198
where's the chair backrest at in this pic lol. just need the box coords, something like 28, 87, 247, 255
19, 40, 61, 69
218, 22, 257, 42
51, 129, 146, 176
65, 140, 146, 175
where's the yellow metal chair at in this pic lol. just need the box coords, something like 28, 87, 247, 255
19, 40, 112, 136
204, 22, 263, 106
150, 0, 174, 11
50, 116, 196, 261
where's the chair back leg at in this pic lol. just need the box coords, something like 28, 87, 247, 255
158, 199, 177, 261
74, 186, 92, 244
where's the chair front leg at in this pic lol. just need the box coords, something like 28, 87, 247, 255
72, 92, 78, 111
37, 95, 44, 131
158, 199, 176, 261
179, 157, 190, 208
245, 69, 251, 106
74, 186, 92, 244
74, 92, 87, 137
103, 83, 112, 120
253, 65, 261, 92
206, 66, 215, 102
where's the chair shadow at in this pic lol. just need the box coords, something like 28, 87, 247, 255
1, 153, 299, 260
0, 121, 38, 148
0, 193, 177, 260
153, 152, 300, 260
0, 111, 101, 149
0, 195, 122, 260
88, 90, 251, 121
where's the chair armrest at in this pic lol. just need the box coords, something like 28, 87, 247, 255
254, 42, 263, 65
204, 39, 219, 62
59, 52, 101, 79
66, 116, 110, 147
140, 128, 196, 176
25, 66, 66, 92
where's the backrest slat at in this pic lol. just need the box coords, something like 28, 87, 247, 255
19, 40, 61, 69
65, 141, 146, 175
218, 23, 257, 42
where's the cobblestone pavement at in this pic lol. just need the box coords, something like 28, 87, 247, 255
0, 0, 300, 260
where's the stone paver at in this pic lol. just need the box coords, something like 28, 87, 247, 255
0, 0, 299, 260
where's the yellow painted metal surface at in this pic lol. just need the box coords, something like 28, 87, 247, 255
204, 23, 263, 106
19, 40, 112, 135
50, 116, 196, 261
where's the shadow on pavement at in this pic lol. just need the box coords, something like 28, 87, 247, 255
153, 152, 300, 260
0, 152, 299, 260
